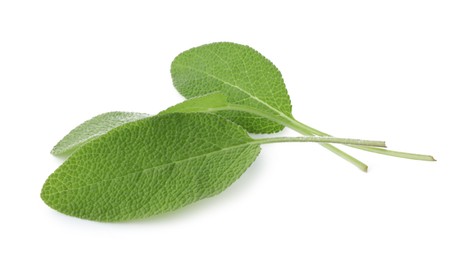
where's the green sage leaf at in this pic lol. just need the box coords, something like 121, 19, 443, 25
42, 113, 261, 222
171, 42, 292, 134
41, 112, 384, 222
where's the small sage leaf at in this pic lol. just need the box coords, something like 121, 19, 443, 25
51, 112, 149, 157
171, 42, 292, 134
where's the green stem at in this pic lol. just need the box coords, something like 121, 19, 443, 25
252, 136, 386, 147
348, 146, 435, 161
287, 118, 435, 161
216, 105, 370, 171
220, 105, 435, 162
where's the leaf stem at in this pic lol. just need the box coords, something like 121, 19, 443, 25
219, 104, 435, 162
347, 146, 436, 161
285, 117, 435, 161
252, 136, 386, 147
218, 105, 370, 171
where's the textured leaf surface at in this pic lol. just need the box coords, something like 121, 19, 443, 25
51, 112, 149, 156
41, 113, 261, 222
171, 42, 293, 133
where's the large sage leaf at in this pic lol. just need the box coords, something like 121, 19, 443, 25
42, 113, 262, 222
41, 112, 384, 222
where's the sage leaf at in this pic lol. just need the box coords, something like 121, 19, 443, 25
41, 113, 384, 222
171, 42, 292, 134
51, 112, 149, 157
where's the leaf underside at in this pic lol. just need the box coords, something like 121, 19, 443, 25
41, 113, 261, 222
51, 111, 149, 157
171, 42, 293, 134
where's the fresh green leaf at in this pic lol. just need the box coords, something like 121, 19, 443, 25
42, 113, 259, 222
171, 42, 292, 134
51, 112, 149, 157
41, 112, 385, 222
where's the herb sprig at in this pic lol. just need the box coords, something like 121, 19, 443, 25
41, 42, 435, 222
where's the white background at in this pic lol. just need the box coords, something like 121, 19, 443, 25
1, 1, 472, 259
